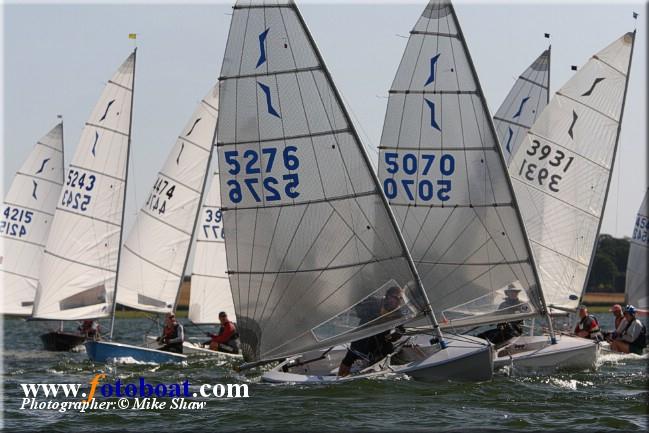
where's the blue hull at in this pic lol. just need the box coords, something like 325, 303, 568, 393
85, 341, 187, 364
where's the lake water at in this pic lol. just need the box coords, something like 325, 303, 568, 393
2, 315, 648, 432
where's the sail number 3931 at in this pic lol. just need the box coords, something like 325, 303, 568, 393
382, 152, 455, 202
518, 140, 574, 193
224, 146, 300, 204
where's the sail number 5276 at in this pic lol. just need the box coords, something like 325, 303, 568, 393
223, 146, 300, 204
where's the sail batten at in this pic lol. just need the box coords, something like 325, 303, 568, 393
31, 52, 136, 321
116, 84, 219, 314
378, 0, 545, 328
1, 123, 65, 316
510, 32, 635, 311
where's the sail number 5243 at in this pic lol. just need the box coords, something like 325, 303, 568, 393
223, 146, 300, 204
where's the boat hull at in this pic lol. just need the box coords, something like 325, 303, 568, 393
262, 335, 493, 384
144, 336, 242, 359
85, 341, 187, 364
40, 331, 87, 351
493, 335, 599, 372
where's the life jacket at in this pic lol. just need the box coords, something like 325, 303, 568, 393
576, 314, 603, 340
622, 319, 647, 349
163, 324, 178, 340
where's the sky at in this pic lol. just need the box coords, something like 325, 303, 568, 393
2, 0, 647, 240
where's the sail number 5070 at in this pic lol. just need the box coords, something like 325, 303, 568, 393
383, 152, 455, 202
224, 146, 300, 204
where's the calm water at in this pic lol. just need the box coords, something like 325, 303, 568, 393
2, 315, 648, 432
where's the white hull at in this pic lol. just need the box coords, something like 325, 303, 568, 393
262, 335, 493, 384
144, 335, 242, 359
493, 335, 599, 372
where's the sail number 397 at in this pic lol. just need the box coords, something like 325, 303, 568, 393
224, 147, 300, 204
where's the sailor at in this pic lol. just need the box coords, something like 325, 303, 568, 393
610, 305, 647, 355
603, 304, 626, 341
157, 312, 184, 353
338, 286, 406, 377
206, 312, 240, 354
78, 320, 100, 339
573, 305, 603, 341
476, 285, 525, 347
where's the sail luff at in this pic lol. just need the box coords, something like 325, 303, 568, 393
450, 0, 550, 320
578, 30, 636, 310
172, 100, 220, 312
109, 48, 137, 339
289, 1, 440, 332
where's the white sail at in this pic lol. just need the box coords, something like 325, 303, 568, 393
1, 123, 65, 316
494, 48, 550, 166
626, 188, 648, 311
510, 32, 635, 312
32, 52, 136, 320
377, 0, 545, 328
218, 0, 428, 361
188, 171, 237, 324
116, 85, 219, 314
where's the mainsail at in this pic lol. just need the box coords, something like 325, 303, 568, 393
494, 48, 550, 166
188, 170, 237, 324
1, 123, 65, 316
509, 32, 635, 312
625, 188, 648, 312
32, 52, 136, 320
377, 0, 545, 328
116, 84, 219, 314
217, 0, 430, 361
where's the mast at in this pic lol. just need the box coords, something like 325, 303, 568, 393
109, 47, 137, 339
171, 106, 219, 312
578, 30, 636, 311
290, 1, 445, 344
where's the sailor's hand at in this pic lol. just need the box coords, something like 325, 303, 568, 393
205, 332, 212, 337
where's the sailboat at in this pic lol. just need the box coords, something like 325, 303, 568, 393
85, 83, 219, 364
625, 188, 648, 316
372, 0, 593, 377
31, 51, 137, 352
217, 0, 492, 384
1, 122, 65, 317
182, 170, 241, 356
498, 31, 636, 370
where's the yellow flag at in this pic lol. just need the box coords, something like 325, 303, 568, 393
128, 33, 137, 40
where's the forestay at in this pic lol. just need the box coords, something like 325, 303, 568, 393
625, 188, 648, 311
1, 123, 65, 316
32, 52, 136, 320
494, 49, 550, 166
116, 84, 219, 313
188, 171, 237, 324
510, 32, 635, 312
377, 0, 544, 328
217, 0, 427, 361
